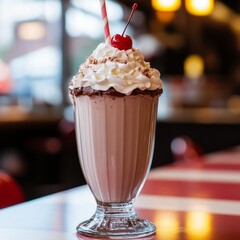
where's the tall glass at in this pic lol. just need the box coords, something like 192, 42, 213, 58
73, 92, 160, 238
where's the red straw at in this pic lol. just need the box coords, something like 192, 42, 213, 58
99, 0, 111, 43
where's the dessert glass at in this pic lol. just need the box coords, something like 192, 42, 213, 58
72, 91, 160, 238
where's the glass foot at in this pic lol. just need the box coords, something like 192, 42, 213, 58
76, 201, 156, 239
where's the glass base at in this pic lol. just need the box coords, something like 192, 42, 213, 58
76, 201, 156, 239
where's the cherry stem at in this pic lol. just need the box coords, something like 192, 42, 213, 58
122, 3, 138, 36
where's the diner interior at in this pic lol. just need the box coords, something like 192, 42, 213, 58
0, 0, 240, 206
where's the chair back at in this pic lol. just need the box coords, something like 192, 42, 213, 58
0, 171, 25, 209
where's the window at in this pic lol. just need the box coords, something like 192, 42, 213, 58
0, 0, 62, 106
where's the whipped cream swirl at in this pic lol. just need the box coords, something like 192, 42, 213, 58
70, 43, 162, 95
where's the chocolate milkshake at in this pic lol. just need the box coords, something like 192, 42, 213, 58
69, 43, 162, 238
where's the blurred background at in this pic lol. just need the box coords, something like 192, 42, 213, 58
0, 0, 239, 204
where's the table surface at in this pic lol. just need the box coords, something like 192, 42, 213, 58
0, 147, 240, 240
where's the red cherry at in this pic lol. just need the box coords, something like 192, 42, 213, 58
111, 34, 132, 50
110, 3, 138, 51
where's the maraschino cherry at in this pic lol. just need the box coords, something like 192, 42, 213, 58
111, 3, 138, 50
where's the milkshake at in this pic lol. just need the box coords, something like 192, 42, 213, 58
69, 42, 162, 238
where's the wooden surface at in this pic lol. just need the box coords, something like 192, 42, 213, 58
0, 147, 239, 240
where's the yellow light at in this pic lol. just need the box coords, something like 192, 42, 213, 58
185, 0, 214, 16
18, 22, 46, 41
154, 211, 180, 240
186, 210, 212, 239
184, 54, 204, 80
152, 0, 181, 12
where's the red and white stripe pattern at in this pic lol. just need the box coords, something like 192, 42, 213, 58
99, 0, 111, 44
134, 148, 240, 239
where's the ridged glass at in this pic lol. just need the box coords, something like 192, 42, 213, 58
73, 94, 159, 238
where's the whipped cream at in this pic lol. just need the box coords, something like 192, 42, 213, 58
70, 43, 162, 95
